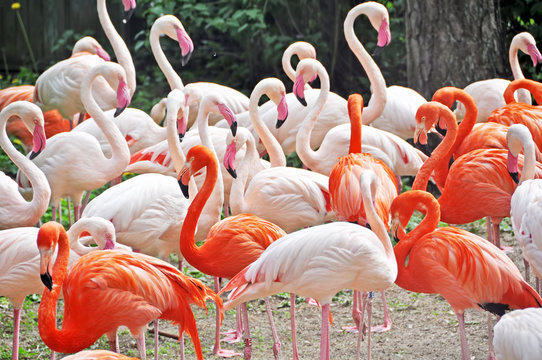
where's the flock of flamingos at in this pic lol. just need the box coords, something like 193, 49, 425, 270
2, 0, 542, 359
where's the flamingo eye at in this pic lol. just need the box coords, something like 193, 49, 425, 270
421, 116, 426, 122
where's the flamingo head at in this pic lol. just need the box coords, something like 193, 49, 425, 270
414, 102, 447, 145
176, 25, 194, 66
121, 0, 136, 21
515, 32, 542, 68
218, 103, 237, 137
37, 222, 65, 291
6, 102, 46, 159
178, 145, 216, 198
165, 88, 188, 142
390, 190, 441, 242
95, 45, 111, 61
506, 124, 533, 184
223, 140, 237, 179
363, 2, 391, 56
114, 78, 131, 117
72, 36, 111, 61
293, 58, 320, 107
261, 78, 288, 128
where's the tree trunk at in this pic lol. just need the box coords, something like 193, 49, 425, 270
405, 0, 508, 99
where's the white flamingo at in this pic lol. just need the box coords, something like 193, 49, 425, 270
18, 62, 131, 223
455, 32, 542, 123
0, 102, 49, 230
33, 0, 136, 119
493, 307, 542, 360
150, 15, 249, 128
220, 170, 397, 360
294, 58, 427, 177
224, 78, 336, 233
0, 217, 125, 360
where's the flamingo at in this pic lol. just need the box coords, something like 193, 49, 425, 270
18, 62, 131, 223
224, 78, 335, 233
411, 101, 542, 248
178, 144, 286, 358
61, 350, 138, 360
0, 217, 125, 360
431, 87, 542, 189
0, 102, 49, 229
515, 196, 542, 293
390, 189, 542, 360
486, 79, 542, 150
0, 36, 110, 148
216, 40, 349, 156
328, 94, 397, 335
33, 0, 136, 120
36, 221, 220, 360
293, 58, 427, 177
455, 32, 542, 122
150, 14, 249, 128
493, 307, 542, 360
220, 170, 397, 360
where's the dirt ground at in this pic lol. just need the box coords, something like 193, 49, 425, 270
0, 228, 536, 360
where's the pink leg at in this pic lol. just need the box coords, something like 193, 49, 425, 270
241, 303, 252, 360
290, 294, 299, 360
487, 314, 496, 360
74, 204, 81, 222
537, 278, 540, 294
320, 304, 330, 360
343, 290, 362, 332
154, 320, 159, 360
456, 312, 471, 360
213, 277, 241, 357
49, 351, 56, 360
136, 331, 147, 360
221, 306, 243, 343
12, 308, 20, 360
106, 329, 120, 353
67, 198, 73, 227
355, 292, 369, 359
51, 205, 57, 223
223, 203, 230, 218
264, 297, 281, 359
366, 293, 373, 360
524, 258, 531, 282
179, 329, 185, 360
80, 190, 92, 214
395, 175, 402, 193
371, 291, 392, 333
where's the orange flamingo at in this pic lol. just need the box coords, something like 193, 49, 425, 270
391, 190, 542, 360
412, 101, 542, 248
178, 145, 286, 359
487, 79, 542, 148
431, 87, 542, 189
36, 221, 221, 360
328, 93, 397, 335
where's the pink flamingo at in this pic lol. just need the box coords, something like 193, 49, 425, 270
220, 170, 397, 360
493, 307, 542, 360
0, 101, 49, 230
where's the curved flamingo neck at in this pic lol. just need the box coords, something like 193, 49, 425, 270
166, 93, 187, 173
347, 94, 363, 154
344, 3, 387, 125
517, 131, 537, 184
361, 174, 395, 264
97, 0, 136, 95
180, 150, 219, 267
229, 130, 259, 215
0, 108, 50, 226
296, 64, 330, 171
249, 83, 286, 167
412, 106, 458, 191
393, 191, 440, 283
282, 44, 313, 90
38, 225, 101, 352
509, 37, 531, 104
81, 69, 130, 175
150, 22, 184, 90
432, 88, 477, 187
504, 79, 542, 104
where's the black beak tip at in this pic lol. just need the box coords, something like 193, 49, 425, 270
29, 150, 39, 160
230, 122, 237, 137
178, 133, 184, 143
295, 94, 307, 107
276, 118, 286, 129
41, 272, 53, 291
181, 51, 193, 67
178, 179, 189, 199
114, 105, 127, 118
124, 7, 135, 22
226, 167, 237, 179
372, 45, 383, 57
509, 171, 520, 184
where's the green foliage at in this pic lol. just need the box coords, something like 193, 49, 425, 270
0, 135, 26, 178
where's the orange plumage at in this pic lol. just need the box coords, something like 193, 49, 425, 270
37, 221, 220, 360
0, 85, 70, 150
328, 94, 397, 227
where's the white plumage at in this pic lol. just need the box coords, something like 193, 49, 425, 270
493, 308, 542, 360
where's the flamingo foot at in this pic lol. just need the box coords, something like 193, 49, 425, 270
371, 321, 392, 333
500, 245, 514, 254
272, 341, 281, 359
221, 329, 242, 344
307, 297, 319, 306
213, 347, 242, 358
341, 324, 361, 333
244, 338, 252, 360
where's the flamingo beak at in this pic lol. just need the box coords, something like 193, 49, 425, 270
177, 166, 190, 199
293, 74, 307, 107
276, 94, 288, 129
39, 251, 53, 291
